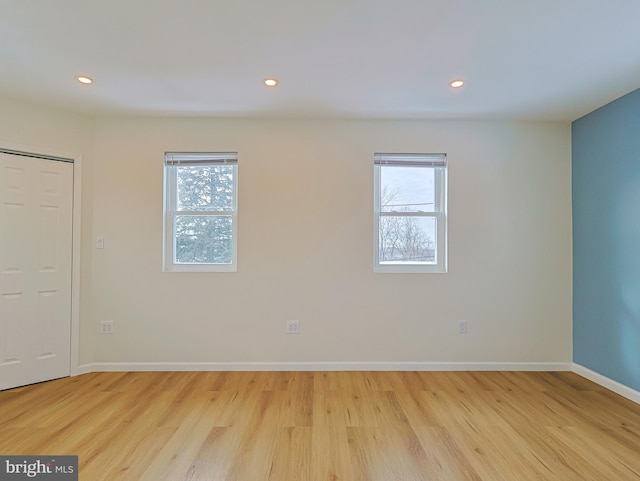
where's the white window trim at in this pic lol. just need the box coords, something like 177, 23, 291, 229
163, 152, 238, 272
373, 153, 447, 274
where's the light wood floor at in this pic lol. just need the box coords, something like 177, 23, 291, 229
1, 371, 639, 481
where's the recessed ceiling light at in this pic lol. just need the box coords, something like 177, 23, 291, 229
264, 78, 278, 87
450, 79, 464, 88
77, 76, 93, 85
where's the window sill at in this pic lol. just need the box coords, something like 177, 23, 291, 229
163, 263, 237, 273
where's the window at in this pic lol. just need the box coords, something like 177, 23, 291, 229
163, 152, 238, 272
374, 153, 447, 273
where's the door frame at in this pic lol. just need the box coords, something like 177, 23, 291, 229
0, 140, 82, 377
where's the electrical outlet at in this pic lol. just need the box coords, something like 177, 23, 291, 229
100, 320, 114, 334
286, 320, 300, 334
458, 320, 468, 334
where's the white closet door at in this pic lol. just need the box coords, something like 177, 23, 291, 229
0, 152, 73, 390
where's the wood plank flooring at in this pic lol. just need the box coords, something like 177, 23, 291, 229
1, 371, 639, 480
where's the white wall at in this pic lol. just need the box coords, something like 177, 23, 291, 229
0, 94, 95, 365
86, 116, 572, 366
0, 96, 92, 152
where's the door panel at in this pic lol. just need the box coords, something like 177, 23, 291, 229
0, 152, 73, 390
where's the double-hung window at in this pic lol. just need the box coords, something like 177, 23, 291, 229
163, 152, 238, 272
374, 153, 447, 273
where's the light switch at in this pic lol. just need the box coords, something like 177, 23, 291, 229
96, 236, 104, 249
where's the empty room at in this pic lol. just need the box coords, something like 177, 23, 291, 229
1, 1, 639, 480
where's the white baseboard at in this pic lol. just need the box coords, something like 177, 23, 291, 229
77, 361, 572, 373
573, 363, 640, 405
76, 364, 93, 375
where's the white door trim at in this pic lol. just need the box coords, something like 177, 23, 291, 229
0, 140, 82, 377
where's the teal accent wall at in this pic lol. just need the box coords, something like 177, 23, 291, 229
572, 88, 640, 391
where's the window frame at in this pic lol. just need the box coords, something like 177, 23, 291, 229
163, 152, 238, 272
373, 153, 447, 274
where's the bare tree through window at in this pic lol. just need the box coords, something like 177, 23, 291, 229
379, 186, 434, 263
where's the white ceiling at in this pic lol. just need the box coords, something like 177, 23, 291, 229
1, 0, 640, 121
